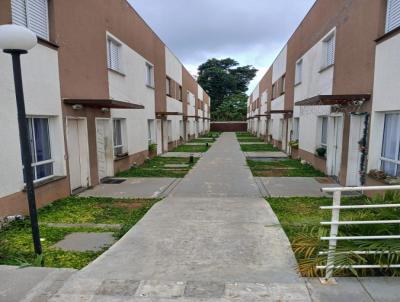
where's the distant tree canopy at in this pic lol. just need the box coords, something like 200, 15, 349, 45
197, 58, 257, 121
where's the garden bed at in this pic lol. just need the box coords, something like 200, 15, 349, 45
247, 159, 325, 177
268, 193, 400, 277
117, 157, 198, 178
0, 197, 159, 269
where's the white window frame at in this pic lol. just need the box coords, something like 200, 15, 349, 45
386, 0, 400, 33
295, 59, 303, 85
113, 119, 127, 157
26, 117, 54, 182
380, 113, 400, 176
145, 62, 154, 87
322, 32, 336, 69
107, 37, 122, 73
166, 78, 172, 96
11, 0, 50, 40
320, 116, 328, 148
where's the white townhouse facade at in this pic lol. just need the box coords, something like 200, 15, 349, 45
248, 0, 397, 187
0, 0, 210, 217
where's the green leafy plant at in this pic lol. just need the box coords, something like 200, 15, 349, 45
316, 147, 326, 157
289, 140, 299, 148
148, 143, 157, 153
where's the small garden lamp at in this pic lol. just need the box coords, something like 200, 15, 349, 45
0, 25, 42, 255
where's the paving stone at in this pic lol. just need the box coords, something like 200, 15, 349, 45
95, 279, 140, 297
184, 281, 225, 298
53, 232, 115, 252
244, 151, 288, 158
42, 223, 121, 229
225, 282, 272, 301
135, 280, 185, 298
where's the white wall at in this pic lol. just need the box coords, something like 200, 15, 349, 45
272, 45, 287, 83
198, 85, 204, 101
294, 29, 335, 154
0, 44, 65, 198
271, 96, 284, 140
369, 34, 400, 170
165, 47, 182, 85
167, 97, 183, 141
107, 32, 155, 157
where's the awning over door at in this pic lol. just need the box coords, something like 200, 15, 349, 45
295, 94, 370, 106
63, 98, 144, 109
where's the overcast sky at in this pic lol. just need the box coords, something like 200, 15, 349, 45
128, 0, 316, 93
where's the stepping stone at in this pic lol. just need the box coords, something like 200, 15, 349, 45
53, 232, 115, 252
161, 152, 202, 158
239, 142, 265, 145
185, 143, 212, 146
164, 164, 189, 168
42, 223, 121, 229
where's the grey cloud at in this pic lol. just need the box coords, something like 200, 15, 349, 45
128, 0, 315, 87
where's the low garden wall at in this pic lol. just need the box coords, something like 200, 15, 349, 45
210, 121, 247, 132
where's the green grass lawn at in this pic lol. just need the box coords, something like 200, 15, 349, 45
268, 192, 400, 277
0, 197, 158, 269
117, 157, 198, 178
247, 159, 325, 177
201, 131, 221, 138
173, 144, 209, 152
240, 144, 279, 152
190, 138, 215, 143
236, 132, 256, 137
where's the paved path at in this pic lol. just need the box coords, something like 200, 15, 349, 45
50, 133, 310, 301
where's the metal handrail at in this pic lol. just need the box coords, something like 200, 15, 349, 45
318, 185, 400, 281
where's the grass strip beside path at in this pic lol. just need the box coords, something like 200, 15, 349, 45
117, 157, 198, 178
247, 159, 325, 177
241, 144, 279, 152
173, 144, 209, 152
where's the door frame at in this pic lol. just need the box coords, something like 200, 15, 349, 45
346, 114, 365, 186
66, 117, 91, 192
95, 118, 114, 181
327, 115, 343, 178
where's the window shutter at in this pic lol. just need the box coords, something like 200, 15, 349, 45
11, 0, 27, 27
326, 36, 335, 66
26, 0, 49, 40
108, 39, 120, 71
387, 0, 400, 32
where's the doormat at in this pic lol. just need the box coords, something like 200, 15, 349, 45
101, 178, 126, 184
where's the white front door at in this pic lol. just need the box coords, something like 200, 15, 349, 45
346, 115, 364, 186
67, 118, 90, 191
96, 119, 113, 181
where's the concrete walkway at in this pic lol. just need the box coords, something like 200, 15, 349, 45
50, 133, 310, 301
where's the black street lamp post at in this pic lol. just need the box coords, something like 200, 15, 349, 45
0, 25, 42, 255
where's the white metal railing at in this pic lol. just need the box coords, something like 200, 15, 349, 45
317, 185, 400, 280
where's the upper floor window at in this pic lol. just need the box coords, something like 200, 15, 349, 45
145, 63, 154, 87
281, 75, 286, 94
323, 33, 335, 68
295, 59, 303, 85
107, 38, 122, 72
292, 117, 300, 141
178, 86, 183, 101
11, 0, 49, 40
272, 83, 276, 99
166, 77, 172, 96
386, 0, 400, 33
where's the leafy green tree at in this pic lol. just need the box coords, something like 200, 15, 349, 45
197, 58, 257, 117
211, 93, 248, 121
